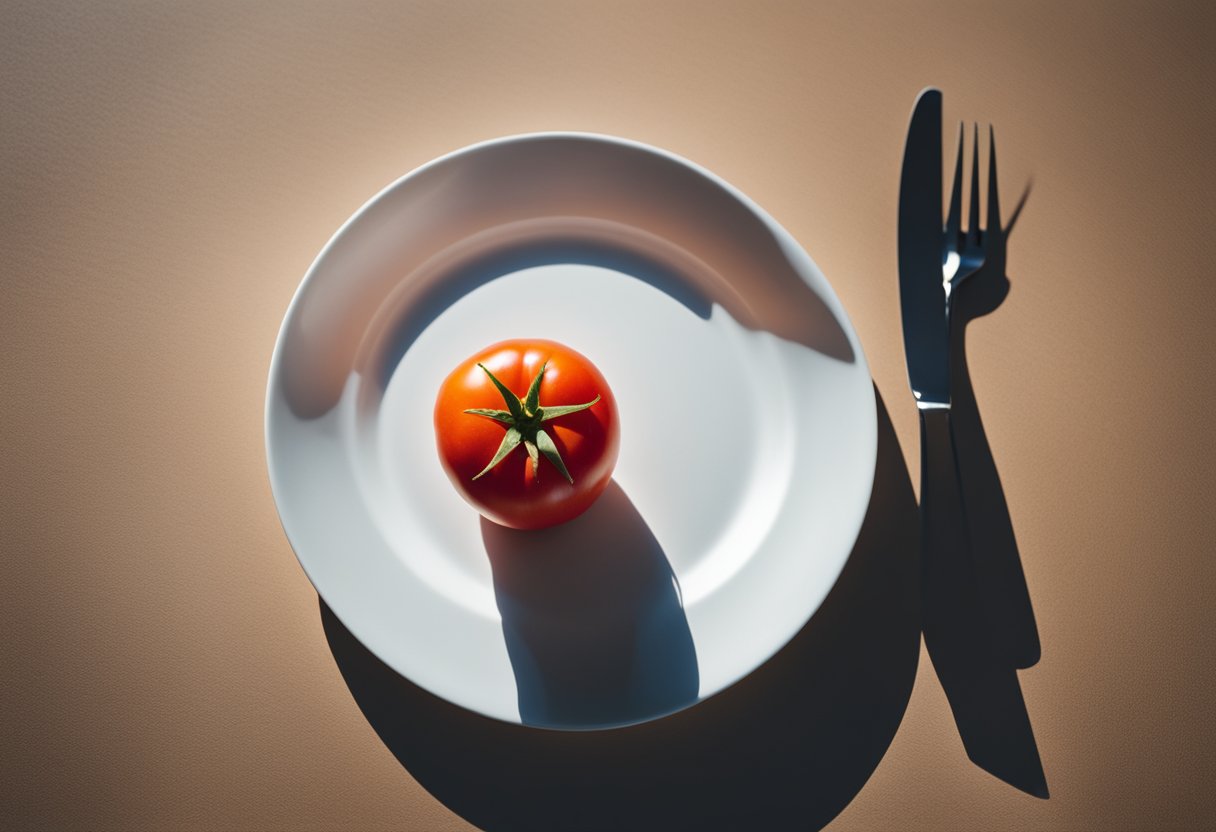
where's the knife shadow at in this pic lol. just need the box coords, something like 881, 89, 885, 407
320, 387, 920, 832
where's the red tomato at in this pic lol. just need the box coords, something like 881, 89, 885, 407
434, 339, 620, 530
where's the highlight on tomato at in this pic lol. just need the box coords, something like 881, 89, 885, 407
433, 339, 620, 530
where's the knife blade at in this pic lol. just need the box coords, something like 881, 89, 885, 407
898, 88, 949, 407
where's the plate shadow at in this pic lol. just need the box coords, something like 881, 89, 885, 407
320, 387, 920, 832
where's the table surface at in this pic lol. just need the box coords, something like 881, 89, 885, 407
3, 2, 1213, 830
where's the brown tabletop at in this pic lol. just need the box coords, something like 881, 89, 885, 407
3, 2, 1213, 830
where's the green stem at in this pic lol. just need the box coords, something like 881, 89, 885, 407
462, 361, 599, 483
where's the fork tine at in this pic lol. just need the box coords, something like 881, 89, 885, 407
945, 122, 963, 245
967, 122, 981, 244
986, 124, 1001, 244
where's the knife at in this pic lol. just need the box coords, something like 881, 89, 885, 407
898, 87, 1048, 798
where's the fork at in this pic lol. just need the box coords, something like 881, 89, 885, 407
943, 123, 999, 304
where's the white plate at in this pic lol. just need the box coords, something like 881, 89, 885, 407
266, 133, 876, 730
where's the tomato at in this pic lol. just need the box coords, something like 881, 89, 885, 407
434, 339, 620, 530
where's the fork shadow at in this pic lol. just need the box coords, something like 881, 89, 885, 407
922, 182, 1048, 797
950, 185, 1040, 670
320, 387, 920, 832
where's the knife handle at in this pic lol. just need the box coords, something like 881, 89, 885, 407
919, 408, 978, 649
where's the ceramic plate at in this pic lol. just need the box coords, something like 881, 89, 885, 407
266, 133, 876, 730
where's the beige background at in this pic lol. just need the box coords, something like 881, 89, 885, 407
3, 1, 1214, 830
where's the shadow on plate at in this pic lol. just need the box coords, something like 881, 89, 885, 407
482, 481, 699, 729
365, 230, 855, 401
321, 387, 920, 832
279, 136, 855, 420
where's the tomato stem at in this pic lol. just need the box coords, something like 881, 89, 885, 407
464, 362, 599, 483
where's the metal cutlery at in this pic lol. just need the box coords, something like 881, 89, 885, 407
898, 87, 1047, 797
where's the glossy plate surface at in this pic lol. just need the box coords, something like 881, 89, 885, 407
266, 133, 876, 729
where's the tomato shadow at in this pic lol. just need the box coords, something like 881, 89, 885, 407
480, 481, 699, 729
320, 386, 920, 831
